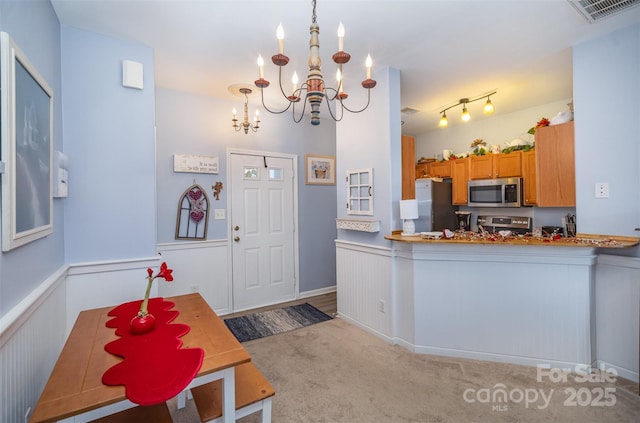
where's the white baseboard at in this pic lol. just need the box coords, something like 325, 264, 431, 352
337, 313, 394, 345
596, 359, 639, 383
298, 285, 336, 299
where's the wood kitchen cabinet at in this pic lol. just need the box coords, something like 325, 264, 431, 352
494, 152, 522, 178
451, 158, 470, 205
469, 152, 522, 179
401, 135, 416, 199
415, 162, 430, 179
469, 155, 493, 179
427, 160, 452, 178
522, 150, 537, 206
535, 121, 575, 207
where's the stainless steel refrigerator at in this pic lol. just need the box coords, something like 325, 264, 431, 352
414, 178, 458, 232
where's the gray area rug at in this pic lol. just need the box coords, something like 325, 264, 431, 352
224, 303, 333, 342
171, 318, 640, 422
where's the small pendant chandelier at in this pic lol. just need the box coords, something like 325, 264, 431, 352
253, 0, 376, 126
231, 87, 260, 134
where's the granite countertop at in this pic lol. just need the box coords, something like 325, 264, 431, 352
385, 232, 639, 248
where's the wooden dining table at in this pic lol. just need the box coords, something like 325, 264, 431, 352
29, 293, 251, 423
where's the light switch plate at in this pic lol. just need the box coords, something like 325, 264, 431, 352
214, 209, 225, 220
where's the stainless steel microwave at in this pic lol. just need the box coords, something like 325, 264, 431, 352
468, 177, 521, 207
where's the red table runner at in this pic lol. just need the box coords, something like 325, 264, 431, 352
101, 298, 204, 406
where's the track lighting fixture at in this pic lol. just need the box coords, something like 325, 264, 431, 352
438, 91, 496, 127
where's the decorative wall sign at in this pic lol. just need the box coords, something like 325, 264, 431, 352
1, 32, 54, 251
175, 184, 209, 240
173, 154, 219, 174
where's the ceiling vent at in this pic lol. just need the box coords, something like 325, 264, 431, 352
401, 107, 420, 115
568, 0, 640, 23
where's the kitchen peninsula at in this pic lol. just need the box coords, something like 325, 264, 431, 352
382, 231, 639, 370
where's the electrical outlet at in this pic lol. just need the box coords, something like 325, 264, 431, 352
214, 209, 225, 220
595, 182, 609, 199
379, 300, 385, 313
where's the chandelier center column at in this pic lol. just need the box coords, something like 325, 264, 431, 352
307, 22, 324, 126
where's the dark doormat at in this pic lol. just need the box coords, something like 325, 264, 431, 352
224, 303, 333, 342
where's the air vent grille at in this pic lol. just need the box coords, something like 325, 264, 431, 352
568, 0, 640, 23
401, 107, 420, 115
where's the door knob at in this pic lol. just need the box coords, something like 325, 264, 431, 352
234, 225, 240, 231
234, 236, 240, 242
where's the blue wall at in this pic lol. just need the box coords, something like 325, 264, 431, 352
60, 25, 157, 263
574, 23, 640, 241
336, 67, 402, 246
155, 88, 338, 293
0, 0, 64, 316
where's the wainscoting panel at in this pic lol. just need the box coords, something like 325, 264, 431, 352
157, 240, 229, 314
336, 241, 393, 339
65, 257, 161, 334
0, 272, 66, 423
595, 254, 640, 382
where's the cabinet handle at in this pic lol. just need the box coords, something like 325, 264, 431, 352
234, 236, 240, 242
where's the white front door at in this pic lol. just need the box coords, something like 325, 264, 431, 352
229, 152, 297, 311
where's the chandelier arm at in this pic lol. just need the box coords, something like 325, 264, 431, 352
339, 88, 372, 114
325, 86, 340, 102
322, 94, 344, 122
291, 101, 307, 123
259, 87, 293, 115
277, 65, 295, 100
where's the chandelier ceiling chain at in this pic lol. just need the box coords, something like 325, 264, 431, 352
438, 91, 496, 128
253, 0, 376, 126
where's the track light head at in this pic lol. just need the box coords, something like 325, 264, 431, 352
484, 97, 494, 114
439, 112, 448, 127
461, 105, 470, 122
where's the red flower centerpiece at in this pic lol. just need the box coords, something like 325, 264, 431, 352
130, 262, 174, 335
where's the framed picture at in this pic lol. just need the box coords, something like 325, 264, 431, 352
1, 32, 54, 251
305, 154, 335, 185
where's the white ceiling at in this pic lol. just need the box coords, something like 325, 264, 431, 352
50, 0, 640, 135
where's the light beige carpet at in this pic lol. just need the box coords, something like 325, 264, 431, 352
171, 318, 640, 422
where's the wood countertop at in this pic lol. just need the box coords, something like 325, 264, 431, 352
385, 232, 639, 248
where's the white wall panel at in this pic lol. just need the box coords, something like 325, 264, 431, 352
0, 271, 66, 423
65, 257, 161, 334
596, 254, 640, 382
336, 241, 393, 339
157, 240, 229, 314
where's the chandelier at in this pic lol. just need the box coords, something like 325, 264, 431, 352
438, 91, 496, 127
231, 87, 260, 134
253, 0, 376, 126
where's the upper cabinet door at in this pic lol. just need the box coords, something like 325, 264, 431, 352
494, 152, 522, 178
469, 155, 494, 179
535, 121, 576, 207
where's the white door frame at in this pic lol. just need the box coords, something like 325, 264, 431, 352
226, 148, 300, 312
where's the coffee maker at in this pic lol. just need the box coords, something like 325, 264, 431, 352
455, 211, 471, 231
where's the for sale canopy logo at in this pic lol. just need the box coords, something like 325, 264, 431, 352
463, 363, 618, 412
